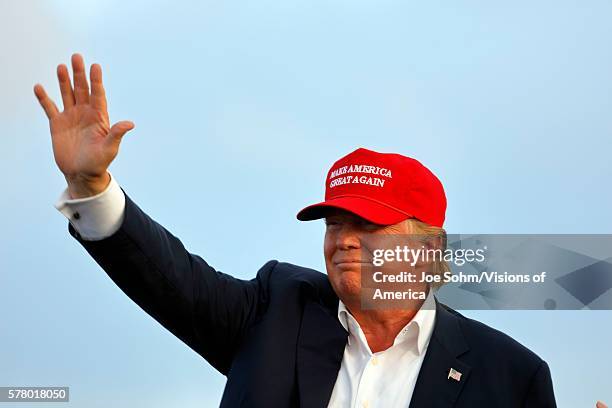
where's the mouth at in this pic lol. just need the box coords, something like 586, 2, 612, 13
334, 260, 370, 268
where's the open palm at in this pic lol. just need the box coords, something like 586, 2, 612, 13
34, 53, 134, 189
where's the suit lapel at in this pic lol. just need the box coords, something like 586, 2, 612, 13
296, 299, 348, 408
295, 292, 472, 408
409, 299, 471, 408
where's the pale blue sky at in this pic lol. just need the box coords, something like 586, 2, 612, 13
1, 1, 611, 406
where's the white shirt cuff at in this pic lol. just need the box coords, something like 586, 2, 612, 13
54, 172, 126, 241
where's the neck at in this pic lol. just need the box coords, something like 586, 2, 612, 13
342, 297, 427, 353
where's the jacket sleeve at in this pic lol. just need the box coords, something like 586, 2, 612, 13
67, 189, 275, 375
523, 360, 557, 408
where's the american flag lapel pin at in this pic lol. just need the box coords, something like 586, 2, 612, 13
448, 368, 462, 382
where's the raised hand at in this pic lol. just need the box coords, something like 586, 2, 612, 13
34, 53, 134, 198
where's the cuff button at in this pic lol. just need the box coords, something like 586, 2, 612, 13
73, 212, 81, 220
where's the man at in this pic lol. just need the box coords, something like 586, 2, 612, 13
35, 53, 557, 407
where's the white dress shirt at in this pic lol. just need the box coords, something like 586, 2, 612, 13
54, 173, 437, 407
54, 172, 126, 240
327, 292, 436, 408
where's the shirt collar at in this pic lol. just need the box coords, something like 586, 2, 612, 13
337, 289, 437, 355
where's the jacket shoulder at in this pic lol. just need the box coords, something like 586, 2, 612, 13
443, 305, 544, 369
256, 260, 328, 284
255, 261, 336, 306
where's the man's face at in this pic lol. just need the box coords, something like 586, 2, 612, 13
324, 209, 408, 305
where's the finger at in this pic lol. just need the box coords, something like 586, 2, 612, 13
33, 84, 59, 119
71, 53, 90, 105
57, 64, 75, 109
107, 121, 135, 143
90, 63, 107, 113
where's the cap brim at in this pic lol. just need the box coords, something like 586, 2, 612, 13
296, 196, 413, 226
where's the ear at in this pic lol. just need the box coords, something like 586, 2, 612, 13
424, 235, 443, 251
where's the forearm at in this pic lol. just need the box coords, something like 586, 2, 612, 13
59, 184, 266, 373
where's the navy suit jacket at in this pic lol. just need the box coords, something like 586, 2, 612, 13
67, 191, 557, 407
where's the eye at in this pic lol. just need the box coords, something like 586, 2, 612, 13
325, 219, 340, 227
359, 220, 382, 231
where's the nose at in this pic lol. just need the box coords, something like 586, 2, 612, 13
335, 224, 362, 250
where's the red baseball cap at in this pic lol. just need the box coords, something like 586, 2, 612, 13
296, 148, 447, 227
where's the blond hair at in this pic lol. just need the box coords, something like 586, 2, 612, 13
402, 218, 451, 289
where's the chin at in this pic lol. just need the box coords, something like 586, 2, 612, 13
329, 269, 361, 301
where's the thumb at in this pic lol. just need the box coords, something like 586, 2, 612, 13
108, 120, 135, 142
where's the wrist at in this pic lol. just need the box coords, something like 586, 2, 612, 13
66, 172, 111, 199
